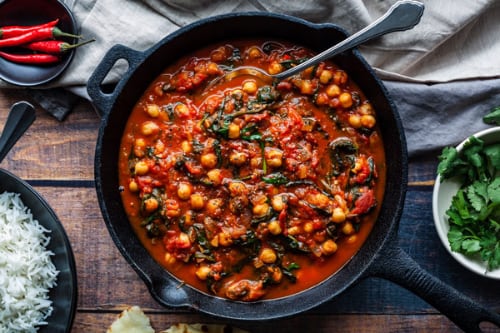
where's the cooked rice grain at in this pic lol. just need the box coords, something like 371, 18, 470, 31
0, 191, 58, 332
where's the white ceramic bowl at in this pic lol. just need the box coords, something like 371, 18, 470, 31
432, 126, 500, 279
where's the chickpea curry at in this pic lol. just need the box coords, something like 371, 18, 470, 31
118, 40, 386, 301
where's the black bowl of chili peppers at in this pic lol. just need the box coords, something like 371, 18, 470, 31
0, 0, 88, 86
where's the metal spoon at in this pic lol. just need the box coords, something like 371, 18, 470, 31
210, 0, 424, 86
0, 101, 36, 163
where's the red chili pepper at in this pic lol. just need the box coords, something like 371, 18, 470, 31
25, 38, 95, 54
0, 26, 81, 48
0, 19, 59, 39
0, 51, 60, 64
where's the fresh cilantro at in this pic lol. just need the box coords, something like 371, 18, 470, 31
438, 135, 500, 271
484, 107, 500, 125
262, 172, 289, 185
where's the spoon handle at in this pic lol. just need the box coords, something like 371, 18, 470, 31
0, 101, 36, 164
274, 0, 425, 80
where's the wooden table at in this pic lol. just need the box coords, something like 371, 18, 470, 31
0, 88, 498, 333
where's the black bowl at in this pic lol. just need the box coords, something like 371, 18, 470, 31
0, 0, 78, 86
0, 168, 77, 333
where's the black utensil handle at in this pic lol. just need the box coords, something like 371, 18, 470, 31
369, 244, 500, 333
0, 101, 36, 163
87, 44, 144, 118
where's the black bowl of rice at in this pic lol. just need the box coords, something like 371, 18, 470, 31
0, 168, 77, 333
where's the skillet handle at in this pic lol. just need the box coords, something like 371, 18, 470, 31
87, 44, 144, 118
369, 245, 500, 333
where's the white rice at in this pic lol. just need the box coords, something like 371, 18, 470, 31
0, 191, 59, 333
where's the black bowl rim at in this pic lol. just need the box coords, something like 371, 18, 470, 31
0, 168, 78, 332
0, 0, 78, 87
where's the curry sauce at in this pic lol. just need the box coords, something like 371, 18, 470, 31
118, 40, 386, 301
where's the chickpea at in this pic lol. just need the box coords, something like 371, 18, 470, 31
348, 114, 362, 129
128, 180, 139, 192
325, 84, 340, 97
165, 199, 181, 217
339, 92, 353, 108
190, 193, 205, 210
206, 198, 224, 217
143, 197, 159, 213
155, 140, 165, 154
268, 220, 282, 235
361, 114, 376, 128
250, 157, 262, 169
259, 248, 277, 264
315, 92, 330, 106
181, 140, 192, 153
228, 123, 240, 139
141, 121, 159, 136
359, 103, 374, 115
287, 226, 301, 236
297, 164, 308, 179
268, 61, 284, 75
134, 138, 146, 157
271, 194, 286, 212
177, 232, 191, 248
319, 69, 333, 84
242, 80, 258, 94
206, 62, 221, 75
228, 181, 247, 196
146, 104, 160, 118
175, 103, 191, 118
195, 265, 211, 280
306, 193, 330, 209
253, 202, 270, 217
201, 153, 218, 169
331, 207, 346, 223
177, 183, 192, 200
346, 234, 358, 244
206, 169, 222, 185
218, 231, 233, 247
210, 46, 228, 62
300, 80, 314, 95
342, 221, 355, 235
333, 70, 348, 85
183, 211, 194, 226
229, 151, 247, 166
164, 252, 176, 265
265, 148, 283, 168
303, 222, 314, 233
247, 46, 262, 59
321, 239, 338, 255
134, 161, 149, 175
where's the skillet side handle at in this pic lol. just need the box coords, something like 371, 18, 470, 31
87, 44, 144, 118
369, 245, 500, 333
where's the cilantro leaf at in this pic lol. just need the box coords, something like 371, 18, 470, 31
488, 178, 500, 204
467, 181, 488, 212
483, 107, 500, 125
462, 238, 482, 254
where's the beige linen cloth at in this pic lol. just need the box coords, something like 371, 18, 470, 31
4, 0, 500, 156
61, 0, 500, 85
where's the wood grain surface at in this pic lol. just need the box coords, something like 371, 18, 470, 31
0, 88, 498, 333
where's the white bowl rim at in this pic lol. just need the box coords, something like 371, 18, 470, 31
432, 126, 500, 279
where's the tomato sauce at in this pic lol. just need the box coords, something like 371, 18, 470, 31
118, 40, 386, 301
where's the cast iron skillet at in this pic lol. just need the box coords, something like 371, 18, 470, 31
87, 12, 500, 332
